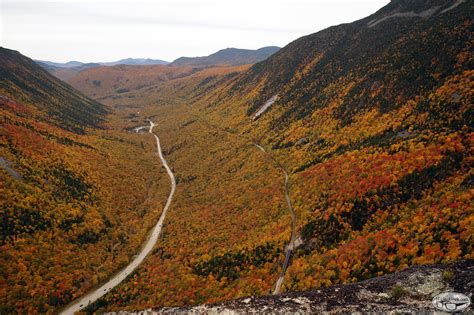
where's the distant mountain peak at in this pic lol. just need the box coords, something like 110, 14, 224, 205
170, 46, 280, 67
102, 58, 169, 66
35, 57, 170, 80
35, 57, 169, 69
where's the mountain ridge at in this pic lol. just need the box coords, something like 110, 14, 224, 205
35, 58, 170, 81
65, 0, 474, 310
0, 47, 108, 133
36, 57, 169, 68
232, 0, 471, 126
36, 47, 278, 81
0, 47, 170, 314
170, 46, 280, 67
1, 0, 472, 312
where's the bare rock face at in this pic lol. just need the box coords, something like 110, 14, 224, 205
105, 260, 473, 314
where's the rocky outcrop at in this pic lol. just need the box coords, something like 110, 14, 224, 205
367, 0, 467, 27
105, 260, 473, 314
0, 157, 23, 180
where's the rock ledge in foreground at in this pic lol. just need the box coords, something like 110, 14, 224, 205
106, 260, 473, 314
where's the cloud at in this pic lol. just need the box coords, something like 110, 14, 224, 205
1, 0, 389, 62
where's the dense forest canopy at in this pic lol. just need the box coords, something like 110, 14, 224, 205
1, 0, 472, 312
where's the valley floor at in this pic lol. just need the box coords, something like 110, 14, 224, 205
60, 121, 176, 314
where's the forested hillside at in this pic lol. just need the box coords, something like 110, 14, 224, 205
64, 0, 472, 312
2, 0, 472, 313
1, 49, 107, 133
0, 48, 170, 313
195, 0, 474, 294
66, 63, 250, 100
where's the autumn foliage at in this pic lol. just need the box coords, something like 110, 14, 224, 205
1, 0, 473, 313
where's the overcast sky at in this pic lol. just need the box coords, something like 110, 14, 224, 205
1, 0, 389, 63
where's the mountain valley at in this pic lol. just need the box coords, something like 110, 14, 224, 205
1, 0, 473, 313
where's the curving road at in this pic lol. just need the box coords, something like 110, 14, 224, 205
155, 104, 296, 296
60, 120, 176, 315
253, 144, 296, 295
